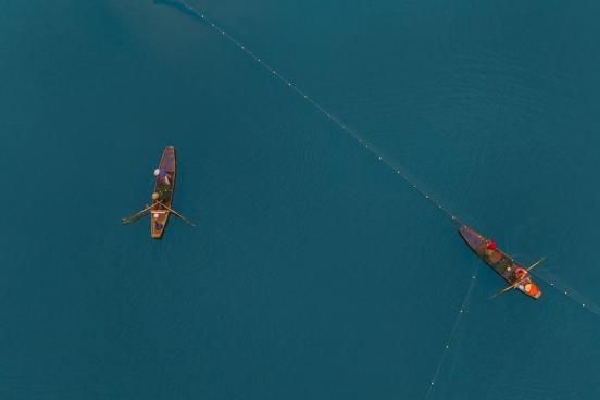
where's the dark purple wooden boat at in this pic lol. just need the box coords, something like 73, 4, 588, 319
459, 226, 542, 299
150, 146, 176, 239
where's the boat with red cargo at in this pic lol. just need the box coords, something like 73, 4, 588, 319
122, 146, 194, 238
459, 226, 543, 299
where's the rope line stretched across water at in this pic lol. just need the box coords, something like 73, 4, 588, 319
531, 270, 600, 316
159, 0, 466, 227
423, 265, 479, 400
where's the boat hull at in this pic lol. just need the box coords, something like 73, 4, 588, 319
459, 226, 542, 299
151, 146, 176, 239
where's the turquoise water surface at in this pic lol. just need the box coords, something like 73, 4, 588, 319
1, 1, 599, 399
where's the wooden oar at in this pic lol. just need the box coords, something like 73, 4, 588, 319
159, 203, 196, 227
526, 257, 546, 272
122, 204, 153, 224
489, 277, 530, 299
489, 284, 518, 299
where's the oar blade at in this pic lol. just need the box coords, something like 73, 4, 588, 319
121, 205, 152, 225
489, 284, 517, 299
122, 214, 143, 224
527, 257, 546, 272
176, 214, 196, 227
160, 203, 196, 227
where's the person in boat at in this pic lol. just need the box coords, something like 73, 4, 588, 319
151, 192, 161, 210
484, 238, 498, 257
513, 266, 528, 282
154, 168, 171, 185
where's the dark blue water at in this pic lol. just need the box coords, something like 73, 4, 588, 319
2, 1, 600, 398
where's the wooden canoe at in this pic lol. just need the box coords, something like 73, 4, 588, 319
150, 146, 176, 239
459, 226, 542, 299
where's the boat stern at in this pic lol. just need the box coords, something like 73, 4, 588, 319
151, 210, 170, 239
518, 282, 542, 300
